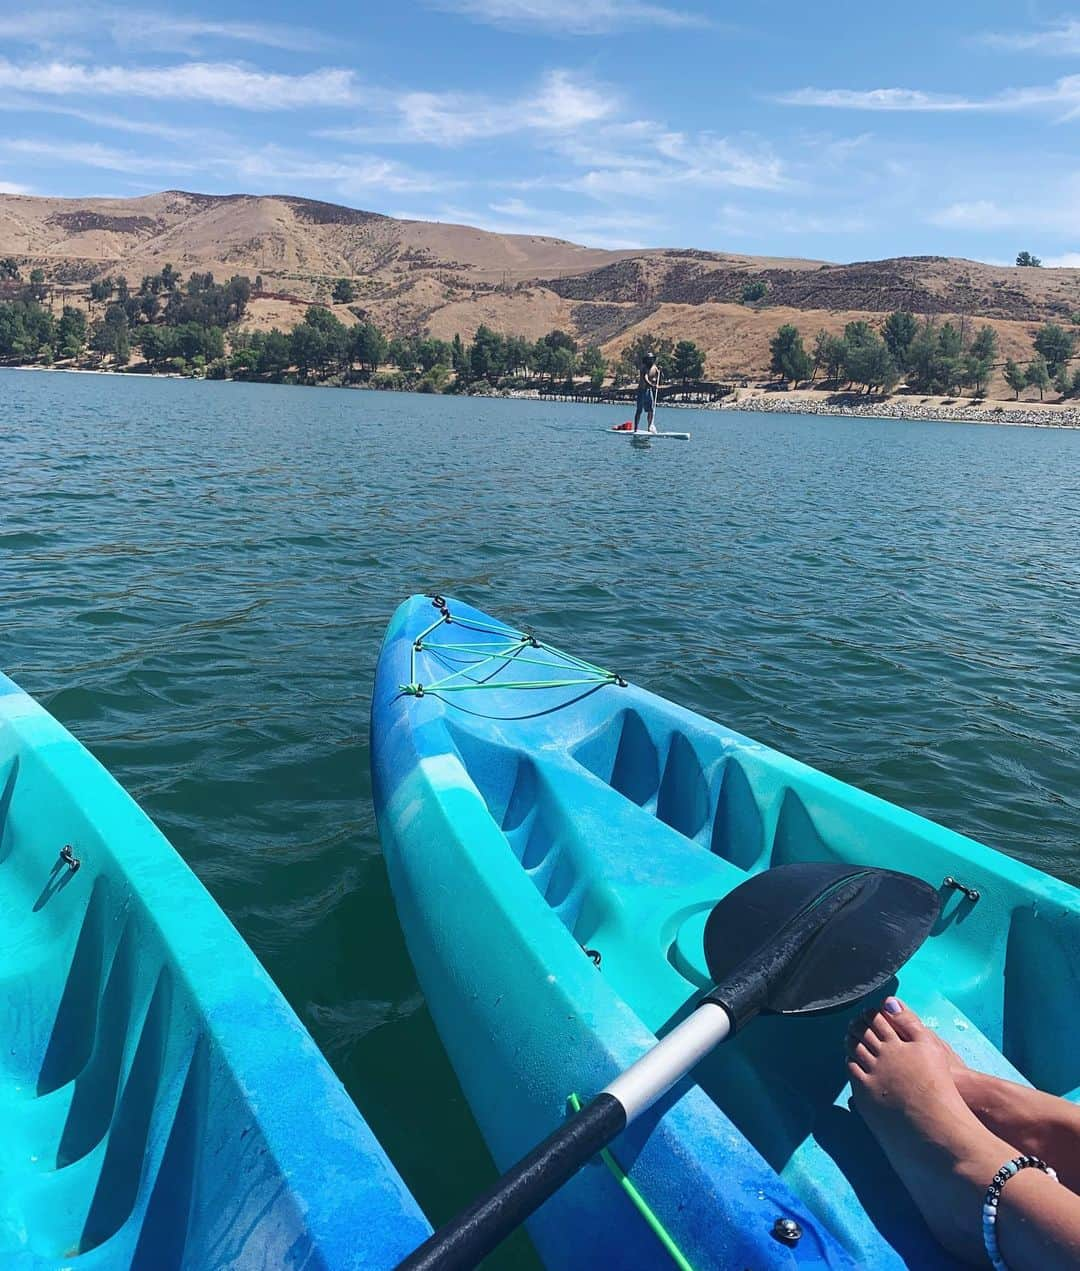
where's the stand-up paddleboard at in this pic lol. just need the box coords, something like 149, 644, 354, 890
608, 426, 690, 440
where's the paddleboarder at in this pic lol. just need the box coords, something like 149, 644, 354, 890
634, 352, 660, 433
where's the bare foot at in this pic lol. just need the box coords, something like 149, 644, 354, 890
847, 997, 1018, 1263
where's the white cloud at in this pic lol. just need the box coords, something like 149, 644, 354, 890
1, 134, 442, 197
0, 96, 220, 143
928, 192, 1080, 234
0, 9, 331, 54
0, 58, 358, 109
715, 202, 867, 237
0, 180, 32, 194
430, 0, 708, 35
1043, 252, 1080, 267
552, 122, 788, 199
982, 20, 1080, 55
325, 69, 614, 146
391, 197, 658, 248
0, 138, 198, 175
231, 149, 441, 195
776, 77, 1080, 120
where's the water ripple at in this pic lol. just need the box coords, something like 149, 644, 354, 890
2, 369, 1079, 1244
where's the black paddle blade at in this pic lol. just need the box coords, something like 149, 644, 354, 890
704, 861, 941, 1028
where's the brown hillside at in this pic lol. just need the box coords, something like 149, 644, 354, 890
2, 189, 1078, 384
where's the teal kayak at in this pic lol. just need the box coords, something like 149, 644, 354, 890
371, 594, 1080, 1269
0, 670, 431, 1268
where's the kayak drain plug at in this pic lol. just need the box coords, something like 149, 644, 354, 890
772, 1218, 802, 1246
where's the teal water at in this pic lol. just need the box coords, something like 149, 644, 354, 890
4, 368, 1080, 1246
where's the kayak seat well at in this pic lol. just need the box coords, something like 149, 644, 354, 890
571, 706, 832, 873
0, 737, 311, 1264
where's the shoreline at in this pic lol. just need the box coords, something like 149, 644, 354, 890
716, 387, 1080, 429
6, 362, 1080, 430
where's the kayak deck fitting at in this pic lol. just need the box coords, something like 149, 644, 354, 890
372, 594, 1080, 1270
0, 672, 430, 1269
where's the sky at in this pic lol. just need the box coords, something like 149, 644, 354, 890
2, 0, 1079, 265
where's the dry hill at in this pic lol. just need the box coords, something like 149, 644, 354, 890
3, 189, 1078, 383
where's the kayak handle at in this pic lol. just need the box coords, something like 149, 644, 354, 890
396, 1093, 626, 1271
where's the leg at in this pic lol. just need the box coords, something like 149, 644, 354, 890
954, 1069, 1080, 1194
851, 1008, 1080, 1193
847, 998, 1080, 1268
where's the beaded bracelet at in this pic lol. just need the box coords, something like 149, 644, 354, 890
983, 1154, 1059, 1271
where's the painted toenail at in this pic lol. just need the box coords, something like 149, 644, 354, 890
883, 997, 902, 1015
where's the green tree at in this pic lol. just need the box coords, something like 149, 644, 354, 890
769, 324, 811, 385
740, 279, 767, 303
0, 298, 55, 359
1002, 359, 1026, 399
0, 257, 21, 280
139, 325, 180, 365
290, 322, 329, 378
351, 320, 387, 373
89, 277, 114, 307
451, 333, 468, 377
258, 329, 292, 377
672, 340, 705, 383
332, 278, 356, 304
503, 335, 532, 377
470, 324, 506, 381
811, 329, 845, 382
1053, 365, 1071, 398
1025, 354, 1050, 401
882, 311, 918, 368
1033, 323, 1075, 377
230, 347, 260, 378
580, 344, 607, 388
417, 337, 451, 372
963, 325, 997, 395
844, 336, 898, 393
534, 329, 580, 381
1015, 251, 1042, 268
388, 336, 418, 371
57, 306, 87, 358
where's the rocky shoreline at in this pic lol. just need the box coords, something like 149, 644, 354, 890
719, 391, 1080, 428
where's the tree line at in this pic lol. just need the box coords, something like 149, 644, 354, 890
768, 313, 1080, 400
0, 262, 251, 372
0, 258, 710, 392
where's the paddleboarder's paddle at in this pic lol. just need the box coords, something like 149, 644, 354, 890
397, 862, 940, 1271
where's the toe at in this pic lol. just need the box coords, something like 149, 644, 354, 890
879, 997, 927, 1043
846, 1022, 880, 1057
846, 1060, 870, 1088
849, 1041, 875, 1073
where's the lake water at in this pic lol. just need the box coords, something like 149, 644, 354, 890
4, 368, 1080, 1249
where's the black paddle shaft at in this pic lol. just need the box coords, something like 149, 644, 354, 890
396, 1093, 626, 1271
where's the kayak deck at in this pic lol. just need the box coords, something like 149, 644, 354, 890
0, 673, 430, 1268
373, 596, 1080, 1269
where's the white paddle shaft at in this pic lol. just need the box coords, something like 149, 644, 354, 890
602, 1002, 731, 1122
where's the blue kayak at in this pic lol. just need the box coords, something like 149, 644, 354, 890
0, 671, 430, 1269
372, 594, 1080, 1270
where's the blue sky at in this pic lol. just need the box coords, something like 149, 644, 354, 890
2, 0, 1078, 264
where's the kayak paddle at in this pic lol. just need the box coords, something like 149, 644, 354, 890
397, 860, 940, 1271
